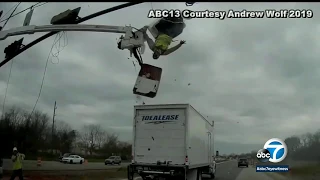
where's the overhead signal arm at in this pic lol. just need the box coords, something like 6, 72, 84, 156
0, 24, 145, 53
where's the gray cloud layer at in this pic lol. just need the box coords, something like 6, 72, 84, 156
0, 2, 319, 154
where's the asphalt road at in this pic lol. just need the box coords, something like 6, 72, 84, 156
214, 160, 280, 180
2, 159, 130, 171
213, 160, 243, 180
3, 159, 285, 180
122, 161, 280, 180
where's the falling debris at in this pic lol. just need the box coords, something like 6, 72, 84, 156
143, 102, 145, 105
136, 95, 142, 100
174, 79, 176, 81
131, 60, 137, 72
188, 83, 191, 86
135, 95, 142, 104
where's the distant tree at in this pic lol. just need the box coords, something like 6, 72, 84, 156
0, 105, 132, 159
0, 106, 76, 158
80, 124, 107, 155
285, 136, 301, 155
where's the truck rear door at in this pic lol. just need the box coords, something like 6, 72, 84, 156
134, 108, 186, 165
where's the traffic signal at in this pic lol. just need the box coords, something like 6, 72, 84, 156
4, 38, 24, 58
185, 2, 196, 6
50, 7, 81, 25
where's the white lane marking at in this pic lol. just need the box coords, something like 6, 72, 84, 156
217, 160, 233, 164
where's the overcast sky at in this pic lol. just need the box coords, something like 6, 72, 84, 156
0, 2, 319, 154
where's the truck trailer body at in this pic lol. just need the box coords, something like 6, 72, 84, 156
128, 104, 216, 180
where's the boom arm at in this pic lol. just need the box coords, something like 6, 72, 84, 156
0, 24, 145, 55
0, 24, 133, 40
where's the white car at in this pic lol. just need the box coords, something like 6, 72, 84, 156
62, 155, 84, 164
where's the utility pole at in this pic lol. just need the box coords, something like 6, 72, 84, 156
51, 101, 57, 154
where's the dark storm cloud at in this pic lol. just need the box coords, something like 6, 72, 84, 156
1, 2, 320, 153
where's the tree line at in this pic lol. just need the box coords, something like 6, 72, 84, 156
234, 130, 320, 162
284, 130, 320, 162
0, 106, 131, 160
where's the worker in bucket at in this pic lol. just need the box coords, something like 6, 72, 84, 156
10, 147, 25, 180
141, 17, 187, 60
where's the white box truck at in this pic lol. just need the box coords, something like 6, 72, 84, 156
127, 104, 216, 180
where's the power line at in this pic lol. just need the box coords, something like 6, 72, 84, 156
1, 60, 14, 115
0, 2, 47, 23
0, 2, 144, 68
28, 33, 64, 117
1, 2, 21, 29
1, 2, 21, 116
0, 3, 19, 21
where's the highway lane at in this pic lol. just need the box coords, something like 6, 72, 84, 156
125, 160, 282, 180
122, 161, 277, 180
234, 167, 279, 180
3, 159, 285, 180
2, 159, 130, 171
213, 160, 243, 180
213, 160, 281, 180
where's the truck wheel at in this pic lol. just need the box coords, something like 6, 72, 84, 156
210, 173, 215, 179
197, 169, 202, 180
70, 160, 73, 164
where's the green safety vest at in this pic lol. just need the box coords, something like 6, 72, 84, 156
12, 154, 24, 170
154, 34, 173, 53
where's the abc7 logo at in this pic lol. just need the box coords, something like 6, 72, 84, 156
256, 149, 271, 163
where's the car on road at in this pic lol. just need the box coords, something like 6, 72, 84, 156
62, 154, 84, 164
238, 158, 249, 167
59, 153, 72, 162
105, 156, 121, 165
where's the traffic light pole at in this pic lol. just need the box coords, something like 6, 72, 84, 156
0, 24, 135, 40
0, 2, 144, 68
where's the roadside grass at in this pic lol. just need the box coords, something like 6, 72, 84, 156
288, 164, 320, 176
66, 167, 128, 180
3, 167, 129, 180
273, 164, 320, 178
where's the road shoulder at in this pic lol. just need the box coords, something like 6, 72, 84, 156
235, 166, 274, 180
